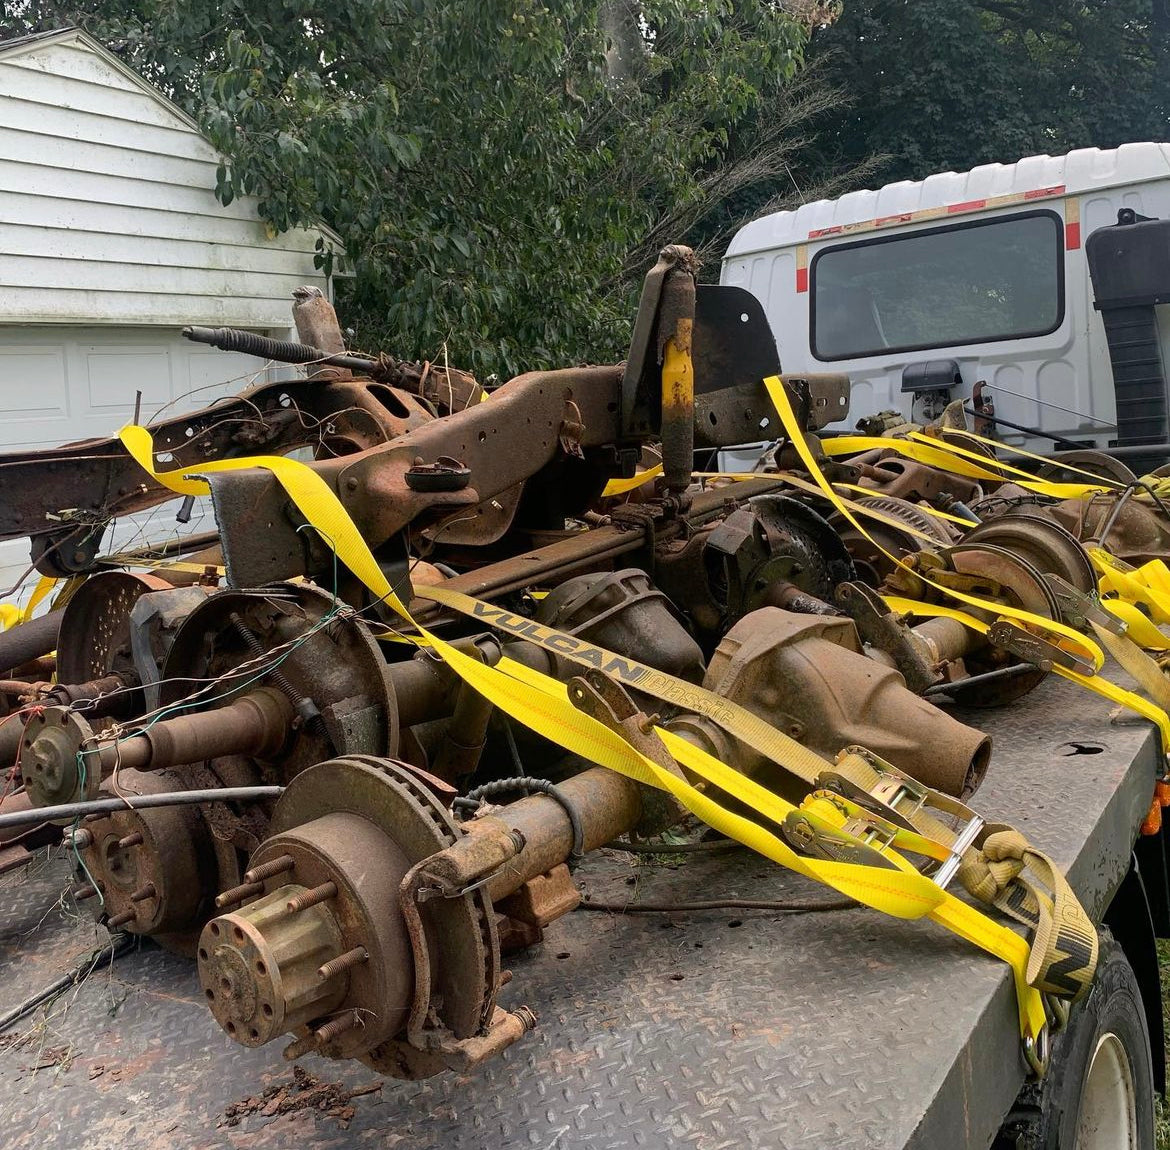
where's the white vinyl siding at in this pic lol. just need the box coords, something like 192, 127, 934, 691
0, 31, 336, 602
0, 34, 337, 329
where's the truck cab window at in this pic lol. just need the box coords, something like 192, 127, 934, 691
810, 210, 1064, 360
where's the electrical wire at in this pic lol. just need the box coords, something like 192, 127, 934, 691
69, 550, 377, 780
69, 597, 345, 727
67, 746, 106, 910
70, 547, 370, 758
0, 933, 137, 1036
75, 611, 343, 761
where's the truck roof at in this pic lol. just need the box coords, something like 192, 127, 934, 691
724, 142, 1170, 259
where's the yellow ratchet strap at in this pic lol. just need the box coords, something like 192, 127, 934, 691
98, 553, 226, 578
3, 572, 74, 636
1098, 599, 1170, 650
821, 433, 1104, 501
883, 595, 1170, 754
1091, 549, 1170, 625
823, 431, 1101, 498
602, 463, 664, 498
763, 378, 1102, 671
910, 430, 1119, 499
765, 376, 1170, 761
118, 422, 1094, 1051
907, 426, 1129, 491
1136, 474, 1170, 500
1088, 551, 1170, 654
931, 427, 1127, 489
419, 581, 1097, 1012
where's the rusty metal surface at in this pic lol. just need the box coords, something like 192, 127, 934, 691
536, 568, 706, 683
1051, 494, 1170, 565
204, 364, 629, 587
829, 495, 956, 585
406, 475, 790, 623
979, 491, 1170, 568
0, 375, 436, 560
56, 572, 171, 686
256, 758, 499, 1060
856, 456, 982, 504
160, 584, 397, 776
0, 672, 1155, 1150
704, 607, 991, 798
74, 768, 226, 952
961, 514, 1096, 596
475, 766, 643, 902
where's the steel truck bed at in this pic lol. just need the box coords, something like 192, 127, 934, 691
0, 673, 1157, 1150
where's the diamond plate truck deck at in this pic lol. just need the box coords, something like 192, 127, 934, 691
0, 672, 1160, 1150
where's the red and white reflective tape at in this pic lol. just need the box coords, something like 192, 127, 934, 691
796, 186, 1082, 292
1064, 196, 1081, 250
806, 184, 1067, 241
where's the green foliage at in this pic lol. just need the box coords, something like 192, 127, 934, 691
2, 1, 833, 376
6, 0, 1167, 374
807, 0, 1170, 185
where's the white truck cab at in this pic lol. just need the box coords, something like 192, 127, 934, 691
721, 143, 1170, 467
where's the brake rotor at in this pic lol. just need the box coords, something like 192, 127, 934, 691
1035, 450, 1137, 488
938, 543, 1060, 706
829, 496, 955, 587
160, 583, 398, 782
197, 756, 497, 1078
961, 514, 1096, 597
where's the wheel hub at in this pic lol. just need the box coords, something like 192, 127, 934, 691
197, 757, 495, 1067
21, 709, 99, 811
74, 768, 225, 949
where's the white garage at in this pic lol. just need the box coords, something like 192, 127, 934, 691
0, 28, 342, 593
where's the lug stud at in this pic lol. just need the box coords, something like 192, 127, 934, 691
286, 881, 337, 913
317, 946, 368, 981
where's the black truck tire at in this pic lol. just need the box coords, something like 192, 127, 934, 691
994, 928, 1154, 1149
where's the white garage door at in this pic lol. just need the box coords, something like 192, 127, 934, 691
0, 324, 284, 603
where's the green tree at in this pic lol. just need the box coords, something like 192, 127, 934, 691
2, 1, 841, 375
806, 0, 1170, 185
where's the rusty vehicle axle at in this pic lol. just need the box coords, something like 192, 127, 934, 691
198, 756, 643, 1073
0, 243, 1141, 1098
